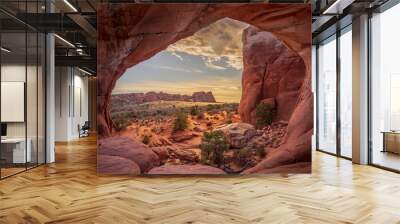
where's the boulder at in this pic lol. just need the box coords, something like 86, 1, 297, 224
98, 136, 160, 173
148, 164, 226, 175
170, 148, 200, 163
215, 123, 257, 148
170, 131, 195, 142
193, 126, 206, 132
97, 155, 141, 175
151, 146, 170, 164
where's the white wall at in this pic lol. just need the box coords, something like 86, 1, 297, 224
1, 63, 46, 164
55, 67, 89, 141
312, 45, 317, 151
1, 65, 42, 137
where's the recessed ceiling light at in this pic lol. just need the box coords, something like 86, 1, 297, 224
78, 67, 93, 76
63, 0, 78, 12
1, 47, 11, 53
54, 34, 75, 48
323, 0, 355, 15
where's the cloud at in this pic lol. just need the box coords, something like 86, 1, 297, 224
166, 18, 248, 70
171, 52, 184, 61
141, 64, 203, 74
204, 60, 226, 70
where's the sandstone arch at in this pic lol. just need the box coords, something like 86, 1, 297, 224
97, 3, 312, 172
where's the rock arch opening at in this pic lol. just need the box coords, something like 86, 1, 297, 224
97, 4, 312, 174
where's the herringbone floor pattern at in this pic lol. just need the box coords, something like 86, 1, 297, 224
1, 136, 400, 224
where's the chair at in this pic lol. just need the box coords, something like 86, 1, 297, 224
79, 121, 90, 138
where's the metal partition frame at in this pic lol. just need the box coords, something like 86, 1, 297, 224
0, 0, 47, 180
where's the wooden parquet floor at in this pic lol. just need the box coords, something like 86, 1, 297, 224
1, 135, 400, 224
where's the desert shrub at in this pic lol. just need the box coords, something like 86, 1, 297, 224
255, 103, 275, 127
113, 118, 130, 132
190, 105, 200, 116
112, 112, 134, 132
256, 146, 266, 158
173, 112, 188, 132
142, 135, 150, 145
206, 104, 216, 111
234, 147, 252, 166
200, 130, 229, 166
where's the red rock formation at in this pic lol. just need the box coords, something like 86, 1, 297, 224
98, 136, 160, 173
251, 162, 311, 174
150, 146, 170, 164
148, 164, 226, 175
192, 91, 216, 102
98, 3, 312, 173
97, 155, 141, 175
239, 26, 306, 124
170, 131, 195, 143
111, 91, 215, 105
215, 122, 257, 149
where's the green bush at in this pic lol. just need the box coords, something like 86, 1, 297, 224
200, 130, 229, 166
173, 112, 188, 132
256, 146, 266, 158
255, 103, 275, 127
234, 147, 252, 166
112, 113, 132, 132
206, 104, 216, 111
190, 105, 200, 116
142, 135, 150, 145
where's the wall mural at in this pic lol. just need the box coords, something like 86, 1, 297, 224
97, 3, 312, 175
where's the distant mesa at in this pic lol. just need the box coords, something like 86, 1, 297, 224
112, 91, 216, 104
192, 91, 216, 103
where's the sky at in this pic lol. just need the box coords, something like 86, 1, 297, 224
113, 18, 248, 103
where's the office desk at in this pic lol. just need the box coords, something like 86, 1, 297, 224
1, 138, 31, 163
382, 131, 400, 154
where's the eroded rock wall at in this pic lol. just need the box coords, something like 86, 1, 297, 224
239, 26, 306, 124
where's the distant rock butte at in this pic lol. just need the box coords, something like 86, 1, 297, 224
112, 91, 216, 104
192, 91, 216, 102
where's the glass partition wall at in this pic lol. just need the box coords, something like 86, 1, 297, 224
339, 27, 353, 159
316, 25, 353, 159
370, 3, 400, 171
0, 2, 46, 179
317, 35, 337, 155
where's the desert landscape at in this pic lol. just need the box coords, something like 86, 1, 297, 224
97, 4, 312, 175
105, 89, 292, 174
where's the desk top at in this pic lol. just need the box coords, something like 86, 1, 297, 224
1, 138, 28, 143
381, 131, 400, 134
